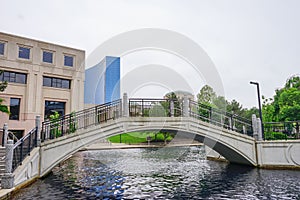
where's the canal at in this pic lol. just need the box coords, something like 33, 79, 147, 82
13, 146, 300, 199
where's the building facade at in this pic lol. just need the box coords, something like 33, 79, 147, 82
85, 56, 120, 105
0, 32, 85, 137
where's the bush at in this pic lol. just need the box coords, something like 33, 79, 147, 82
265, 132, 287, 140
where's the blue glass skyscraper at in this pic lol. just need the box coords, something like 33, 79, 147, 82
84, 56, 120, 105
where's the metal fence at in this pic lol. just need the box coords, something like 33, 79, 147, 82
12, 127, 38, 171
189, 100, 253, 136
129, 98, 182, 117
41, 99, 122, 141
264, 121, 300, 140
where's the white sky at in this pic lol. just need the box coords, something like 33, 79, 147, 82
1, 0, 299, 108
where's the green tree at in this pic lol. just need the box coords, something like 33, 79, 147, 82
0, 70, 9, 114
262, 96, 276, 122
278, 87, 300, 121
197, 85, 216, 104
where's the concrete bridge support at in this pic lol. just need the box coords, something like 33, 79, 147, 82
1, 140, 14, 189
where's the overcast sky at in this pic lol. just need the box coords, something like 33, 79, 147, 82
1, 0, 299, 108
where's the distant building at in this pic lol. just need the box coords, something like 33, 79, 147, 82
0, 32, 85, 137
84, 56, 120, 105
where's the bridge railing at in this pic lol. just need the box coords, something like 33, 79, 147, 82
189, 100, 253, 136
129, 98, 182, 117
41, 99, 122, 141
12, 127, 38, 172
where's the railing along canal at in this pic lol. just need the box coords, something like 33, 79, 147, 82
12, 127, 38, 171
41, 99, 122, 141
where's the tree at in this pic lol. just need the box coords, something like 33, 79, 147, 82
263, 75, 300, 122
278, 88, 300, 121
197, 85, 216, 104
0, 70, 9, 114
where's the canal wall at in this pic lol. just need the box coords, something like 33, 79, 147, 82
257, 140, 300, 169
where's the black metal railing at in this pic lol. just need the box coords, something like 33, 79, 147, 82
129, 98, 182, 117
264, 121, 299, 140
189, 100, 253, 136
12, 127, 38, 171
41, 99, 122, 141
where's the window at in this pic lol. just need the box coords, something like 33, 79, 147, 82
44, 101, 65, 119
18, 46, 30, 59
0, 42, 5, 55
64, 55, 74, 67
43, 76, 70, 89
42, 51, 53, 63
10, 98, 20, 120
0, 71, 27, 84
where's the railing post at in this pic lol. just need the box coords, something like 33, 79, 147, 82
123, 93, 129, 117
252, 114, 258, 140
1, 140, 14, 189
36, 116, 41, 146
230, 112, 234, 130
183, 95, 189, 117
170, 100, 174, 117
3, 123, 8, 146
257, 118, 263, 141
243, 125, 246, 134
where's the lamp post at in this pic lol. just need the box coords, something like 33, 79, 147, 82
250, 81, 264, 139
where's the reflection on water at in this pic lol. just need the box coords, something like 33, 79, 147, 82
13, 146, 300, 199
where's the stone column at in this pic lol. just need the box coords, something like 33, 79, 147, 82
3, 123, 8, 146
36, 115, 41, 146
183, 95, 189, 117
257, 118, 263, 141
252, 114, 258, 140
123, 93, 129, 117
1, 140, 14, 189
170, 100, 174, 117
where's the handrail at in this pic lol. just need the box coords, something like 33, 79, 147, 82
129, 98, 182, 117
0, 130, 19, 146
41, 99, 122, 142
12, 127, 38, 172
189, 100, 253, 136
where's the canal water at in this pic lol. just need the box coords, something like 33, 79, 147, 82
13, 146, 300, 199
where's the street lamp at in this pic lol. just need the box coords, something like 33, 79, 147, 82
250, 81, 264, 139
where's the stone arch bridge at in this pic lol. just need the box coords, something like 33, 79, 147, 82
1, 95, 299, 189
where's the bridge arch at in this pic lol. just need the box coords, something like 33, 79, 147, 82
38, 117, 256, 177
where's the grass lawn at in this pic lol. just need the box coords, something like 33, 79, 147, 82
108, 132, 174, 144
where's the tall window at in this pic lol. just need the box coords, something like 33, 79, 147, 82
0, 71, 27, 84
0, 42, 5, 55
64, 55, 74, 67
43, 76, 70, 89
44, 101, 65, 119
42, 51, 53, 63
18, 46, 30, 59
10, 98, 20, 120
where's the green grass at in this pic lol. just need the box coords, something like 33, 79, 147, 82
108, 132, 174, 144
